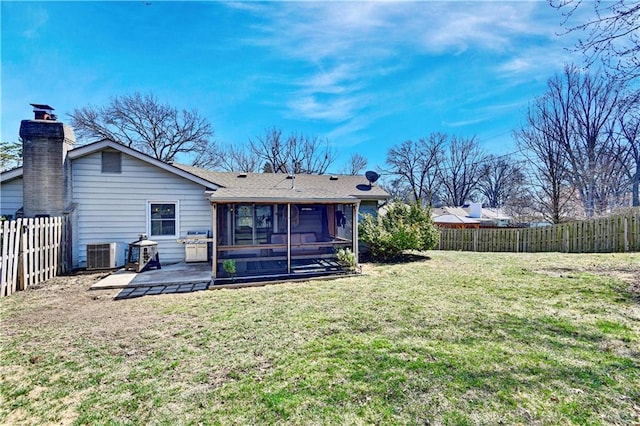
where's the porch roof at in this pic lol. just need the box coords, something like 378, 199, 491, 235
175, 165, 389, 201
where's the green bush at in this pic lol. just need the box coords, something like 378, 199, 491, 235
359, 202, 439, 261
335, 247, 357, 271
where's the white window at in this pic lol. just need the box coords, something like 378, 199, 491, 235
148, 202, 179, 238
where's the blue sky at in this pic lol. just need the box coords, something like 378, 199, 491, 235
1, 1, 584, 172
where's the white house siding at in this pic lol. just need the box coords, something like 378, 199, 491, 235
72, 152, 212, 268
0, 178, 24, 219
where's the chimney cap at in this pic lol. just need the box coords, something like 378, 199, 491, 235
30, 103, 55, 111
30, 104, 57, 120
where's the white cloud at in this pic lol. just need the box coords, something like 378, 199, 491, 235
232, 2, 574, 139
298, 63, 362, 95
326, 115, 373, 141
442, 117, 490, 128
287, 94, 362, 122
495, 44, 579, 78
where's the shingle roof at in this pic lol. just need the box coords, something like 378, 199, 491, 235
433, 214, 480, 224
175, 165, 389, 202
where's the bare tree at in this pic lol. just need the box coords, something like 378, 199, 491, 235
520, 67, 578, 223
560, 65, 626, 216
294, 132, 335, 174
69, 92, 218, 167
249, 127, 287, 173
218, 144, 262, 173
385, 133, 446, 204
618, 103, 640, 206
438, 135, 487, 207
552, 0, 640, 81
515, 115, 574, 224
379, 176, 413, 203
249, 127, 335, 174
341, 153, 368, 176
515, 65, 630, 220
477, 155, 526, 209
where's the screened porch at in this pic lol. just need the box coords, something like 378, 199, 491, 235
212, 201, 359, 283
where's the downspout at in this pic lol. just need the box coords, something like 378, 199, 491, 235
287, 203, 291, 274
211, 202, 217, 281
352, 201, 360, 268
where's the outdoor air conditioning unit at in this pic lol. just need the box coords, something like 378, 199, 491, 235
86, 243, 122, 270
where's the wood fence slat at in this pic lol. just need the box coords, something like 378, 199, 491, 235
1, 221, 7, 296
1, 221, 9, 296
11, 220, 21, 294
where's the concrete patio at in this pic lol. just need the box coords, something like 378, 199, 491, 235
89, 259, 354, 299
90, 262, 212, 299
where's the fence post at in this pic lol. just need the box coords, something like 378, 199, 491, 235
63, 215, 72, 273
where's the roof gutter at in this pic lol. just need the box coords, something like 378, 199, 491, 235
208, 195, 358, 204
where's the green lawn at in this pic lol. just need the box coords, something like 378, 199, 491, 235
1, 251, 639, 425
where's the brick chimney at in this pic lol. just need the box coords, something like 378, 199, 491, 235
19, 104, 75, 217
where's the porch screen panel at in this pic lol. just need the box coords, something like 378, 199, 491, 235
275, 204, 288, 233
234, 204, 253, 245
291, 204, 328, 238
335, 204, 354, 242
255, 205, 273, 244
216, 204, 231, 246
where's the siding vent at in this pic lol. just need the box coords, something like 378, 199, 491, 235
102, 151, 122, 173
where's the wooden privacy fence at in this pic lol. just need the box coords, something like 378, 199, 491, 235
438, 212, 640, 253
1, 217, 69, 297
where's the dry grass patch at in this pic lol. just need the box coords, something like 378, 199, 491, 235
1, 252, 639, 424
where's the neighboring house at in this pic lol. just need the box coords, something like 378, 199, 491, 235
477, 206, 512, 227
0, 115, 388, 282
432, 204, 512, 228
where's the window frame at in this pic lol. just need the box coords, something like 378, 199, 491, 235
147, 201, 180, 240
